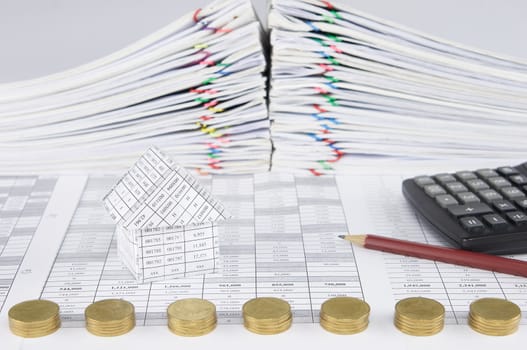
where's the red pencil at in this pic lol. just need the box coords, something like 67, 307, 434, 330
339, 234, 527, 278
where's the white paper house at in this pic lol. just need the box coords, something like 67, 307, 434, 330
102, 147, 228, 283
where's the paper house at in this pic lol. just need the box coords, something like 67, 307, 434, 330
102, 147, 228, 283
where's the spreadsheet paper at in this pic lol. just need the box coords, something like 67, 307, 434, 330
0, 170, 526, 349
102, 147, 227, 283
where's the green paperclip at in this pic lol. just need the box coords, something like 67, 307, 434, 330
330, 10, 342, 20
324, 95, 338, 106
326, 34, 341, 42
202, 77, 217, 85
318, 160, 334, 171
325, 75, 340, 83
327, 56, 340, 65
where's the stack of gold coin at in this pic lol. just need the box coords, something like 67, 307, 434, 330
8, 300, 61, 338
319, 297, 370, 334
242, 297, 292, 335
468, 298, 521, 336
85, 299, 135, 336
167, 298, 217, 336
394, 297, 445, 336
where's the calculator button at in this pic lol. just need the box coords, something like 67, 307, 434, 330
482, 214, 509, 231
434, 174, 456, 184
435, 194, 458, 208
515, 198, 527, 210
445, 182, 467, 193
466, 179, 489, 191
456, 192, 480, 204
447, 203, 492, 217
506, 211, 527, 226
500, 187, 525, 200
477, 189, 503, 203
497, 166, 519, 176
424, 184, 446, 197
486, 176, 511, 188
456, 171, 477, 181
492, 200, 516, 212
476, 169, 499, 178
459, 217, 485, 234
509, 175, 527, 185
414, 176, 435, 187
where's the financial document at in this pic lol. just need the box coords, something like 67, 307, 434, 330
0, 176, 57, 312
0, 170, 526, 349
41, 173, 361, 326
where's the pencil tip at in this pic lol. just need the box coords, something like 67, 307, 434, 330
340, 234, 367, 246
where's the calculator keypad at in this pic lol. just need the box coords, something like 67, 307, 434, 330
412, 164, 527, 237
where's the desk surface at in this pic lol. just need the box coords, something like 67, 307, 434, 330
1, 0, 527, 83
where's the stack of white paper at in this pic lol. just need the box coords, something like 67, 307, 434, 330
0, 0, 270, 174
269, 0, 527, 174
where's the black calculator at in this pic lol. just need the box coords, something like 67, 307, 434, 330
402, 163, 527, 255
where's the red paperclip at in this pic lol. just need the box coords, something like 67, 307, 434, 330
215, 28, 233, 34
330, 44, 343, 53
193, 8, 202, 22
327, 149, 344, 163
314, 86, 329, 94
309, 168, 323, 176
204, 100, 218, 108
313, 104, 328, 113
321, 1, 334, 9
319, 63, 334, 72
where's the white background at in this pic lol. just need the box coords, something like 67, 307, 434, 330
1, 0, 527, 83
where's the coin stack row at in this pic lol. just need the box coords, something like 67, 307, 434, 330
7, 296, 522, 338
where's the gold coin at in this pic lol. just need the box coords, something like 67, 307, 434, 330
319, 297, 370, 334
470, 298, 521, 322
320, 320, 369, 334
167, 298, 217, 336
468, 298, 521, 336
394, 325, 444, 336
168, 324, 217, 337
167, 298, 216, 321
394, 297, 445, 336
320, 297, 370, 322
85, 299, 135, 337
395, 297, 445, 321
468, 316, 519, 336
244, 315, 292, 335
243, 297, 292, 335
394, 317, 442, 330
8, 300, 61, 338
394, 317, 445, 330
243, 297, 291, 320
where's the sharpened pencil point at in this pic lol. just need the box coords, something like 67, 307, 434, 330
338, 234, 367, 246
